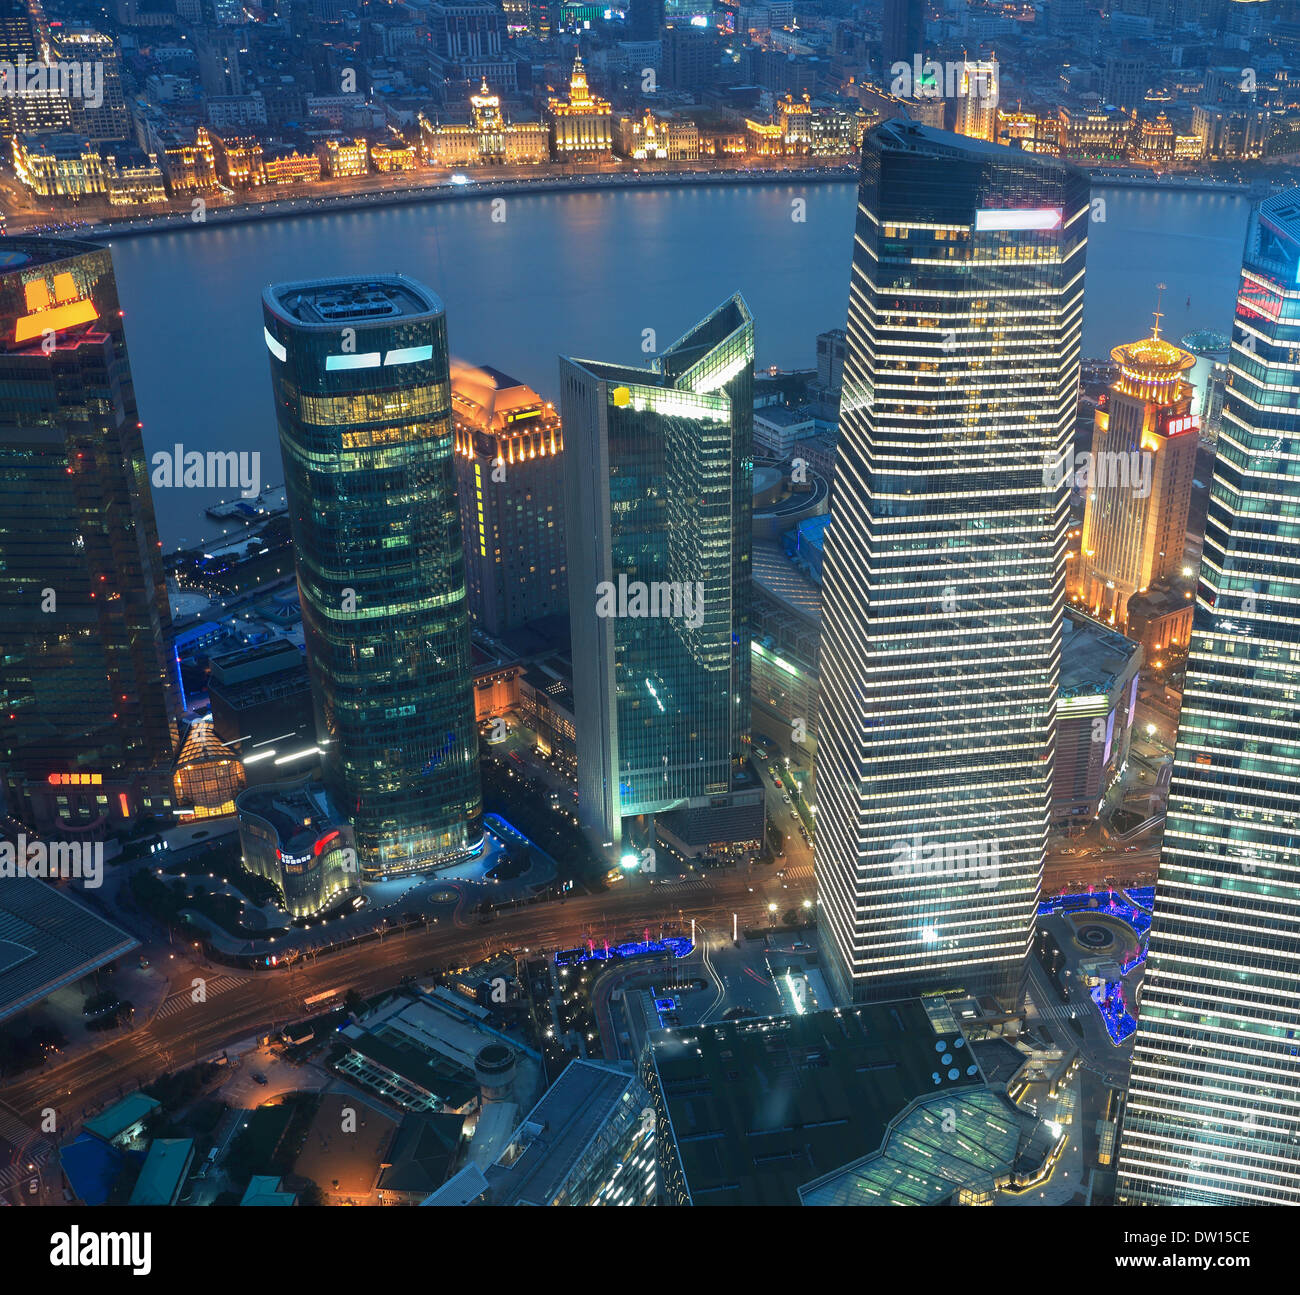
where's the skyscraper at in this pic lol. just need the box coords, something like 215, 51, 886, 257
881, 0, 924, 75
1074, 325, 1199, 630
450, 362, 568, 636
815, 122, 1089, 1006
0, 239, 179, 807
263, 276, 482, 879
1116, 191, 1300, 1206
952, 57, 999, 142
0, 0, 71, 134
561, 296, 758, 855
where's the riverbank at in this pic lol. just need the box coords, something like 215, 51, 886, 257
78, 164, 857, 241
60, 159, 1271, 243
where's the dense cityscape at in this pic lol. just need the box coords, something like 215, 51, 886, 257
0, 0, 1296, 1265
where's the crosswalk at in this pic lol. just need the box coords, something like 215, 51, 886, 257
0, 1104, 50, 1193
1029, 994, 1082, 1024
153, 974, 247, 1021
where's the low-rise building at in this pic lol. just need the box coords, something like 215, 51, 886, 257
644, 1000, 1064, 1206
1053, 610, 1142, 824
235, 776, 360, 918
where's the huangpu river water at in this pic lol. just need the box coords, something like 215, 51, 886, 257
105, 180, 1253, 550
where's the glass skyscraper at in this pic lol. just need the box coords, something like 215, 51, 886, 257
561, 296, 755, 851
1117, 191, 1300, 1206
0, 239, 178, 796
815, 122, 1089, 1005
263, 275, 481, 879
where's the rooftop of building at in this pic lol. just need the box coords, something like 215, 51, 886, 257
0, 236, 101, 274
240, 1174, 297, 1206
1252, 187, 1300, 277
451, 360, 555, 433
756, 405, 814, 427
83, 1093, 161, 1144
752, 541, 822, 621
1059, 609, 1141, 700
127, 1137, 194, 1206
377, 1112, 465, 1195
265, 274, 442, 328
566, 294, 752, 395
1127, 578, 1196, 617
797, 1086, 1052, 1206
234, 777, 343, 852
484, 1059, 641, 1206
59, 1132, 133, 1207
646, 999, 984, 1207
0, 877, 139, 1025
519, 660, 575, 712
1110, 327, 1195, 377
208, 638, 305, 683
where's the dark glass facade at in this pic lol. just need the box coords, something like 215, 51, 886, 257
562, 296, 754, 847
0, 238, 178, 806
1118, 191, 1300, 1205
263, 275, 482, 878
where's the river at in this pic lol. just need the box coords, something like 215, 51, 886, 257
105, 180, 1253, 550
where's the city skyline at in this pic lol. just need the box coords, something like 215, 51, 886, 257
3, 0, 1300, 1237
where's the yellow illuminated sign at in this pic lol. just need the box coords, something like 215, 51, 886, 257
16, 273, 98, 344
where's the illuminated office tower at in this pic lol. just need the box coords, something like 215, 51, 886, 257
561, 296, 758, 854
815, 122, 1089, 1005
450, 362, 568, 635
1075, 325, 1199, 630
1117, 191, 1300, 1206
0, 0, 71, 133
952, 57, 999, 142
0, 239, 179, 805
263, 276, 482, 878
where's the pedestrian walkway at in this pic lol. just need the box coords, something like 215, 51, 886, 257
153, 974, 247, 1021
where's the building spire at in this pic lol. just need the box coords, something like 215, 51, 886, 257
1153, 282, 1167, 339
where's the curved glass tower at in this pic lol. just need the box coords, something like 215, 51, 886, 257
1117, 191, 1300, 1205
815, 122, 1089, 1005
263, 275, 481, 878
